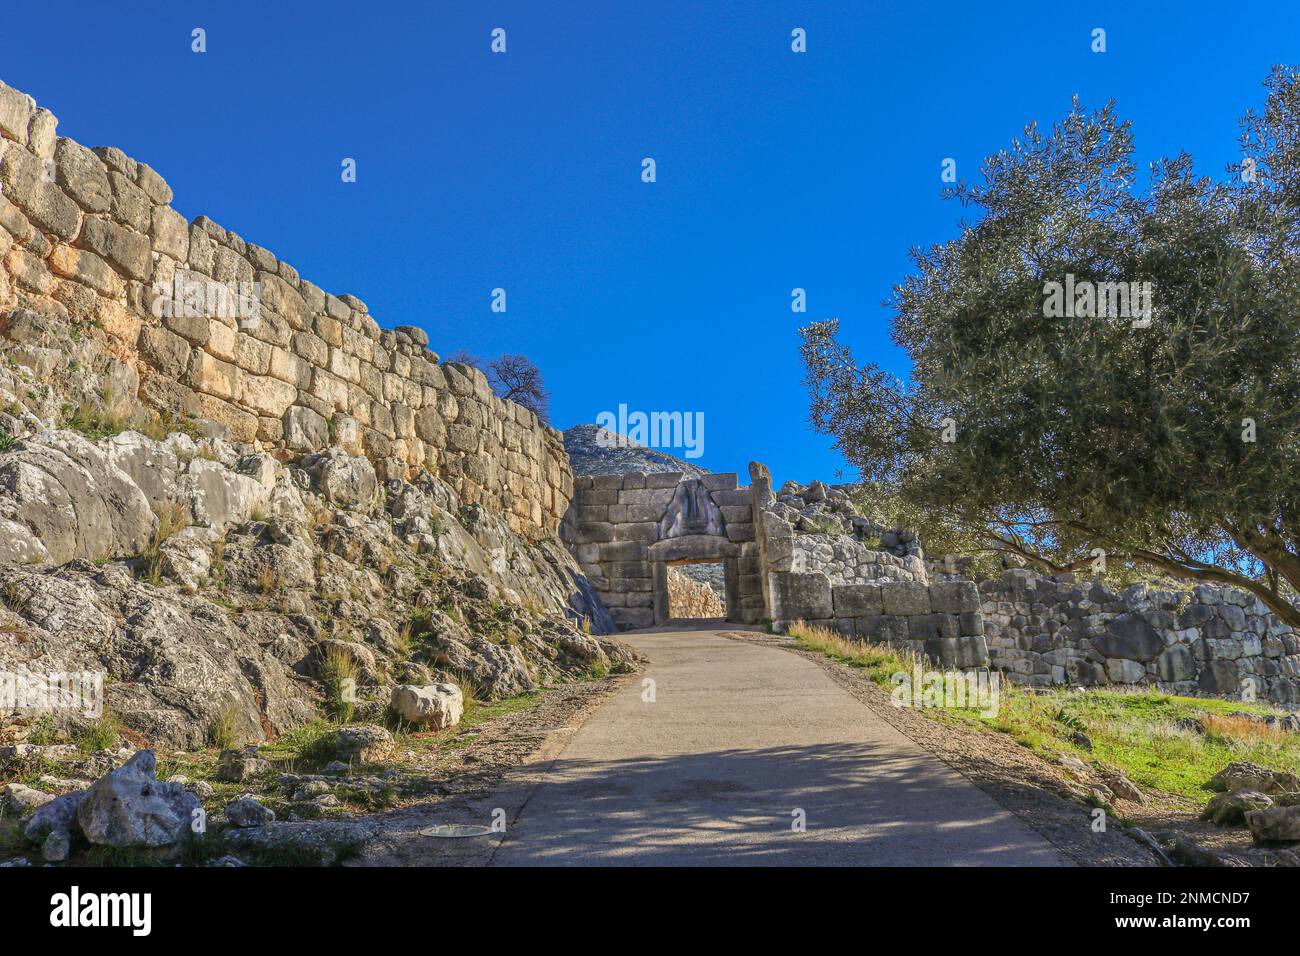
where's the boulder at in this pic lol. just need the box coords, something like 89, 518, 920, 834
225, 796, 275, 828
23, 790, 85, 843
1206, 761, 1300, 795
313, 450, 378, 511
390, 683, 464, 729
1246, 805, 1300, 843
1200, 788, 1273, 826
215, 747, 271, 783
333, 725, 393, 764
2, 782, 55, 815
75, 750, 201, 847
0, 430, 154, 563
41, 829, 71, 862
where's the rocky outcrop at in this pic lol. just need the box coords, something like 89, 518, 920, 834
0, 425, 625, 750
563, 424, 707, 478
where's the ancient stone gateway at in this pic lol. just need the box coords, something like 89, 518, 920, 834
561, 462, 991, 672
561, 471, 764, 628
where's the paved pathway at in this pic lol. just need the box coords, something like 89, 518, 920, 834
489, 627, 1068, 866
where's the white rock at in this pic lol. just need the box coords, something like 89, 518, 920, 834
390, 683, 464, 729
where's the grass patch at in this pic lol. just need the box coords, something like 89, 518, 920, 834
0, 432, 15, 453
76, 712, 120, 753
63, 398, 130, 440
138, 500, 191, 584
140, 408, 204, 443
945, 683, 1300, 804
788, 620, 919, 687
317, 647, 358, 723
792, 622, 1300, 805
209, 703, 242, 750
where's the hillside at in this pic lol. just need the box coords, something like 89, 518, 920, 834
562, 424, 708, 478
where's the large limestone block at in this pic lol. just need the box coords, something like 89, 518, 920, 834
47, 243, 122, 297
187, 350, 241, 402
769, 571, 833, 621
79, 215, 152, 280
390, 684, 464, 729
239, 373, 296, 417
152, 205, 190, 261
0, 81, 35, 144
1092, 613, 1164, 662
881, 581, 931, 616
833, 583, 883, 617
929, 580, 980, 614
53, 137, 111, 213
0, 142, 82, 239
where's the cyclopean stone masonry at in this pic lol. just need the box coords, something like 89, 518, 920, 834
748, 461, 990, 669
0, 79, 569, 535
979, 569, 1300, 706
561, 471, 763, 629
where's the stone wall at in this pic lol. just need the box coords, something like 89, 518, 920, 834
748, 461, 990, 667
981, 569, 1300, 706
0, 79, 569, 535
562, 471, 764, 629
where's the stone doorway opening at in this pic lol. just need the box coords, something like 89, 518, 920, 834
666, 562, 726, 620
648, 535, 742, 625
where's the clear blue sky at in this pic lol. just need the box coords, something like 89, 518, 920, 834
4, 2, 1298, 483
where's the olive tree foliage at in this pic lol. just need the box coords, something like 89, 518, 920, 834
801, 67, 1300, 625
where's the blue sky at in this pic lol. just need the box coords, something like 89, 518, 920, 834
4, 1, 1298, 483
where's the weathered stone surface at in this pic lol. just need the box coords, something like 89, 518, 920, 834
54, 137, 111, 213
1246, 805, 1300, 843
79, 215, 152, 280
1201, 788, 1273, 826
0, 142, 82, 238
312, 450, 378, 511
23, 790, 85, 843
1206, 762, 1300, 795
215, 748, 272, 783
2, 782, 55, 815
1093, 613, 1165, 662
225, 795, 275, 828
769, 572, 833, 620
76, 750, 201, 847
333, 725, 394, 764
390, 683, 464, 729
283, 405, 330, 452
881, 581, 931, 616
0, 430, 154, 563
0, 81, 35, 144
833, 583, 883, 617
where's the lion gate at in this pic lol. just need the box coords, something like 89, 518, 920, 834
561, 471, 765, 629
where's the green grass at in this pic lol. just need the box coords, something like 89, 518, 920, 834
792, 622, 1300, 806
63, 400, 130, 440
788, 620, 920, 687
76, 712, 120, 753
946, 684, 1300, 804
0, 433, 15, 453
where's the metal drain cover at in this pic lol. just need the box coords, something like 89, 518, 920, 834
419, 824, 495, 838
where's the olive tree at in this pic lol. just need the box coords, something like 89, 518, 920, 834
801, 67, 1300, 624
